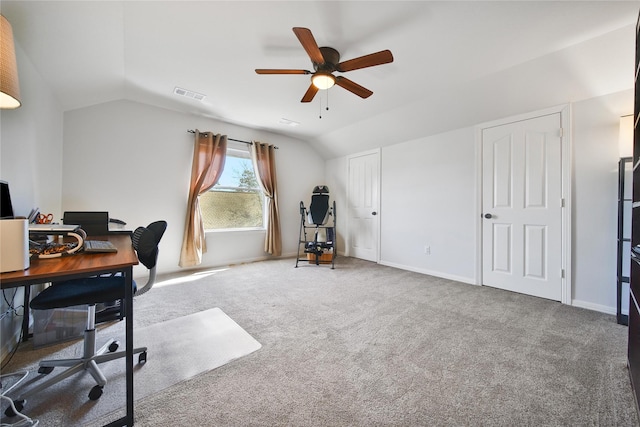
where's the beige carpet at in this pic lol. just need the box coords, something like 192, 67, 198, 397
3, 257, 638, 426
126, 257, 639, 426
1, 307, 261, 427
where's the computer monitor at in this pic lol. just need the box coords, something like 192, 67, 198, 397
63, 211, 109, 236
0, 181, 15, 219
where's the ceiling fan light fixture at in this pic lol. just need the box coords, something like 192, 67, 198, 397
311, 73, 335, 90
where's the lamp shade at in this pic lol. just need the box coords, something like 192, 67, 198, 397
619, 115, 634, 158
0, 14, 21, 109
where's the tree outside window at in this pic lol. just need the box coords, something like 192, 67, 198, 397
200, 146, 265, 229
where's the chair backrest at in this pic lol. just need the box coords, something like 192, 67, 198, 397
63, 211, 109, 236
146, 220, 167, 243
131, 220, 167, 296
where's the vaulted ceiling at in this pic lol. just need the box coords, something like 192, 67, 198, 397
2, 1, 637, 158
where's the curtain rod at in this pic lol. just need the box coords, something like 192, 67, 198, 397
186, 130, 278, 149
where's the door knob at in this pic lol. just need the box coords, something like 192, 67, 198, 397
372, 212, 377, 216
484, 213, 493, 219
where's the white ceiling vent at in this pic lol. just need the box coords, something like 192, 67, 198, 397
279, 118, 300, 127
174, 87, 206, 102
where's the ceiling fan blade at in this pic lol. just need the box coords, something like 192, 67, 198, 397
255, 69, 311, 75
301, 84, 319, 103
336, 50, 394, 72
335, 76, 373, 99
292, 27, 324, 64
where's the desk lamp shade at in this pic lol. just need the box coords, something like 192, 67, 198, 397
0, 15, 21, 109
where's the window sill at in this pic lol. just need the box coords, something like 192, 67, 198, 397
205, 227, 266, 234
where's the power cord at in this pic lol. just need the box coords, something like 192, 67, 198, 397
0, 371, 38, 426
1, 323, 23, 371
2, 288, 24, 320
1, 286, 29, 370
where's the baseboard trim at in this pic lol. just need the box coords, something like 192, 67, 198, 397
571, 298, 616, 315
378, 260, 475, 285
378, 262, 617, 316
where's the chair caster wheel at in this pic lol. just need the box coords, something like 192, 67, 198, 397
4, 399, 25, 417
38, 366, 54, 375
108, 341, 120, 352
139, 351, 147, 364
88, 385, 103, 400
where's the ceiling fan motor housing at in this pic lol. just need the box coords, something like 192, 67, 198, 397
315, 47, 340, 72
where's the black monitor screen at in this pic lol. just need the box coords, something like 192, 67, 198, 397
0, 181, 14, 218
63, 211, 109, 236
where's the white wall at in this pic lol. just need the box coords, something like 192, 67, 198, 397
571, 90, 633, 313
62, 100, 325, 276
325, 128, 477, 283
314, 24, 635, 160
324, 156, 347, 254
326, 89, 633, 314
380, 128, 477, 283
0, 41, 64, 359
0, 44, 63, 218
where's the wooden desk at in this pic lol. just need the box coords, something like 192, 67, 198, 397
0, 234, 138, 427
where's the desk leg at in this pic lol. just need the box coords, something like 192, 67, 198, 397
104, 265, 134, 427
124, 265, 134, 425
21, 285, 30, 342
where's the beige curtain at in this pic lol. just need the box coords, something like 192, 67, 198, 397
251, 141, 281, 256
179, 131, 227, 267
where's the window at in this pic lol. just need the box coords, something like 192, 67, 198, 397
200, 143, 265, 230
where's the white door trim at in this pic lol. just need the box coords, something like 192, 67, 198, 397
474, 104, 572, 304
346, 148, 381, 262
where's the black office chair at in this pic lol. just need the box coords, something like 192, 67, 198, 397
5, 221, 167, 416
63, 211, 121, 323
94, 219, 167, 320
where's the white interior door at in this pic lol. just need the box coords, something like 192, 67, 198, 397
482, 113, 563, 301
348, 150, 380, 262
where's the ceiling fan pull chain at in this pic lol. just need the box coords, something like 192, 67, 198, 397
318, 91, 329, 120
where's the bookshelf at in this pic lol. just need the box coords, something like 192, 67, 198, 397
628, 9, 640, 415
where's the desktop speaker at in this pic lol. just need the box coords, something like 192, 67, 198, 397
0, 218, 29, 272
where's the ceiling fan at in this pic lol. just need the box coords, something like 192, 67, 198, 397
255, 27, 394, 103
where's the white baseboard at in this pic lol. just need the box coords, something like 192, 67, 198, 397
378, 260, 476, 285
222, 254, 273, 267
571, 299, 616, 316
378, 262, 618, 316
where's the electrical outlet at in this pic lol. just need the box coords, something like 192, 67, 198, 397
424, 245, 431, 255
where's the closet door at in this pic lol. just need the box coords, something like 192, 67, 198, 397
347, 149, 380, 262
481, 113, 563, 301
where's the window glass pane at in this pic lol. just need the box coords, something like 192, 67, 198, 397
201, 150, 264, 230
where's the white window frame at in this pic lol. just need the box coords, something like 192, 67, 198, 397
202, 141, 266, 231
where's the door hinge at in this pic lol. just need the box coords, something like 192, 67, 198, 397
559, 127, 564, 138
561, 269, 565, 279
561, 198, 565, 208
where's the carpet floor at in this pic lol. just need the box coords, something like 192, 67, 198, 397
2, 256, 638, 426
1, 307, 260, 426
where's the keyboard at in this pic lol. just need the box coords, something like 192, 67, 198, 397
84, 240, 117, 253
